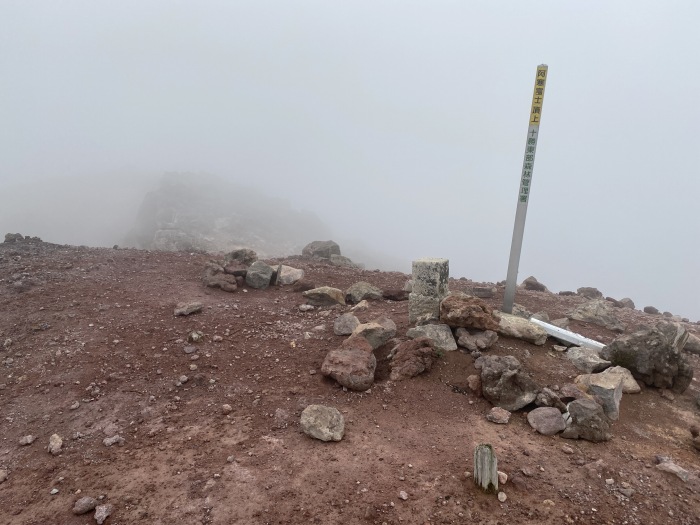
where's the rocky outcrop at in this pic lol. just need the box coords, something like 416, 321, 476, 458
440, 294, 500, 331
475, 355, 540, 411
601, 322, 692, 393
568, 299, 624, 332
389, 338, 438, 381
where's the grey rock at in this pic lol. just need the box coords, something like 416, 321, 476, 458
619, 297, 635, 309
472, 286, 496, 298
475, 355, 540, 411
19, 435, 36, 446
551, 318, 570, 329
303, 286, 346, 306
103, 435, 125, 447
4, 233, 23, 243
406, 324, 457, 352
683, 332, 700, 355
440, 294, 500, 331
527, 407, 566, 435
330, 254, 361, 268
497, 314, 547, 345
300, 405, 345, 442
321, 336, 376, 391
302, 240, 341, 259
577, 287, 603, 299
202, 262, 237, 293
245, 261, 275, 289
345, 281, 383, 304
643, 306, 660, 315
408, 293, 441, 324
522, 276, 547, 292
597, 366, 641, 394
455, 328, 498, 352
601, 322, 692, 393
0, 469, 7, 483
561, 398, 612, 442
568, 299, 624, 332
223, 248, 258, 266
153, 229, 200, 252
352, 317, 396, 350
174, 301, 203, 316
333, 313, 360, 336
94, 504, 113, 525
382, 289, 410, 301
48, 434, 63, 455
566, 347, 611, 374
656, 460, 689, 482
575, 372, 623, 420
275, 265, 304, 285
389, 338, 438, 381
535, 387, 567, 412
531, 311, 550, 323
512, 304, 533, 319
272, 408, 290, 430
72, 496, 98, 515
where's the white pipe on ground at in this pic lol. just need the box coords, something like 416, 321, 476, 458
529, 318, 606, 351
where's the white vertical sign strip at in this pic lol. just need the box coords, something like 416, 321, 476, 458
503, 65, 548, 313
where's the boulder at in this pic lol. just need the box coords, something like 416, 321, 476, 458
406, 324, 458, 352
566, 347, 611, 374
575, 372, 623, 420
300, 405, 345, 442
596, 366, 641, 394
559, 383, 592, 402
330, 254, 360, 268
475, 355, 540, 411
4, 233, 23, 243
303, 286, 346, 306
382, 289, 410, 301
333, 313, 360, 336
202, 262, 238, 292
497, 314, 547, 345
601, 322, 692, 393
244, 261, 275, 289
276, 265, 304, 285
568, 299, 624, 332
577, 287, 603, 299
486, 407, 511, 424
439, 294, 500, 331
455, 328, 498, 352
472, 286, 496, 299
527, 407, 566, 435
345, 282, 383, 304
302, 240, 341, 259
643, 306, 660, 315
389, 338, 438, 380
535, 387, 568, 412
561, 399, 612, 443
292, 279, 316, 292
522, 276, 547, 292
619, 297, 635, 309
408, 293, 441, 324
223, 248, 258, 266
351, 317, 397, 350
72, 496, 98, 515
321, 337, 376, 391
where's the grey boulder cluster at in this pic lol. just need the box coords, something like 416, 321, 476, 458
4, 232, 42, 243
301, 240, 362, 269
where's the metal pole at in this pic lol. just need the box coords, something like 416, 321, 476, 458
502, 64, 548, 313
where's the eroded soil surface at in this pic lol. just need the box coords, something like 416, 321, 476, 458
1, 240, 699, 525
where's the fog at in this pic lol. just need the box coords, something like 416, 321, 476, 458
1, 2, 699, 320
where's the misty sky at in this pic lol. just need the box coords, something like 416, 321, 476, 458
1, 1, 699, 320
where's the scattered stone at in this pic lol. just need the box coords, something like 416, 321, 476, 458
321, 336, 376, 391
202, 261, 238, 292
406, 324, 457, 352
531, 311, 550, 323
187, 331, 203, 343
497, 313, 547, 345
345, 281, 383, 304
440, 294, 500, 332
302, 240, 341, 259
333, 313, 360, 336
183, 345, 197, 354
292, 279, 316, 293
656, 460, 689, 482
577, 287, 603, 299
535, 388, 567, 412
511, 304, 533, 319
222, 404, 233, 415
389, 338, 438, 381
575, 372, 623, 420
619, 298, 635, 309
568, 299, 624, 332
103, 435, 125, 447
467, 374, 482, 396
351, 317, 396, 350
498, 491, 507, 502
561, 399, 612, 443
174, 301, 203, 316
300, 405, 345, 442
552, 344, 567, 352
475, 355, 540, 411
0, 470, 7, 483
601, 322, 692, 393
19, 435, 35, 446
50, 488, 59, 495
683, 332, 700, 356
272, 408, 290, 429
660, 389, 675, 401
498, 471, 508, 485
94, 504, 113, 525
486, 407, 511, 425
527, 407, 566, 435
48, 434, 63, 455
224, 248, 258, 266
398, 490, 409, 501
472, 286, 496, 299
72, 496, 98, 515
298, 304, 314, 312
643, 306, 660, 315
382, 289, 410, 301
559, 383, 592, 402
522, 276, 547, 292
303, 286, 346, 306
245, 261, 275, 289
596, 366, 641, 394
566, 347, 611, 374
455, 328, 498, 352
69, 401, 80, 410
561, 445, 575, 454
276, 265, 304, 285
551, 318, 570, 330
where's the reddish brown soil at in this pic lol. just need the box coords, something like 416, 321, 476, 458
0, 240, 699, 525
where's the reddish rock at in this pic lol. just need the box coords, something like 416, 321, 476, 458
439, 294, 500, 331
389, 338, 437, 381
321, 337, 376, 391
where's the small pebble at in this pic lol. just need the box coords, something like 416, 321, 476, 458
498, 491, 507, 502
222, 404, 233, 415
398, 490, 408, 501
50, 488, 59, 495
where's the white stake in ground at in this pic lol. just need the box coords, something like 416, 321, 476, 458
503, 64, 549, 314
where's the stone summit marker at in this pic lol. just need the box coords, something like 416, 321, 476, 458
408, 258, 449, 324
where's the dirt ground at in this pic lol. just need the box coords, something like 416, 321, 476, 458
1, 240, 699, 525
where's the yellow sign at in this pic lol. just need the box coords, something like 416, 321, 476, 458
529, 65, 548, 125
